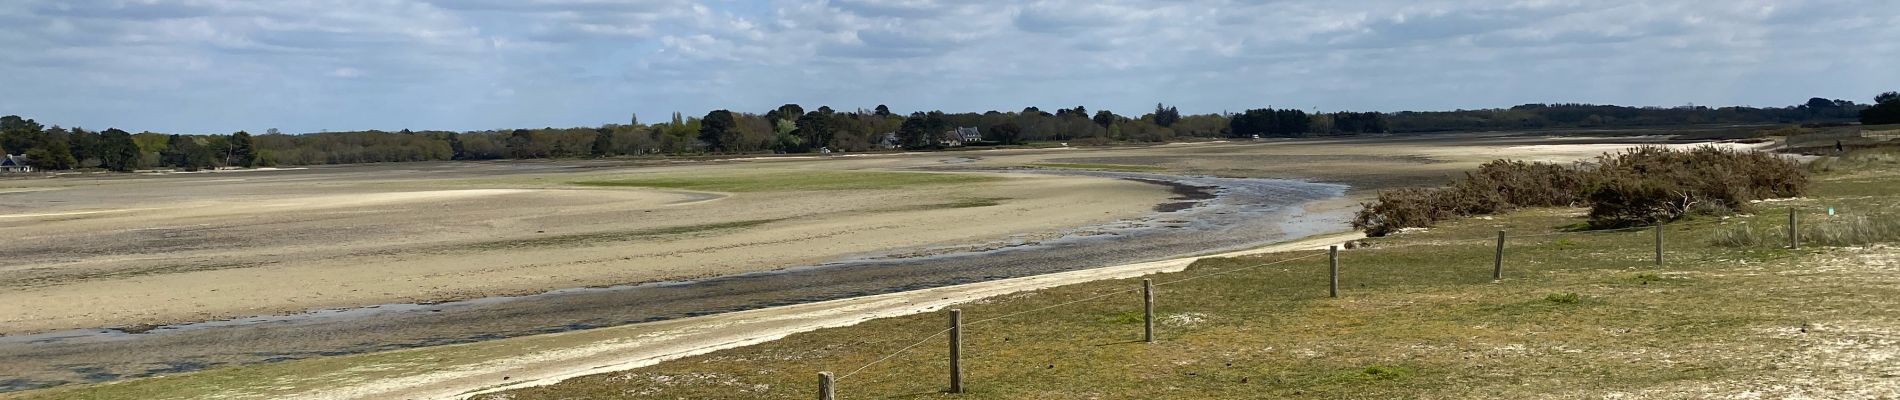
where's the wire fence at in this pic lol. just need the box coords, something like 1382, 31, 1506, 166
810, 209, 1803, 399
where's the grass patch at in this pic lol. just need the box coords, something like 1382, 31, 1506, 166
1710, 213, 1900, 248
1620, 273, 1683, 286
1343, 365, 1413, 381
465, 219, 782, 250
1543, 292, 1581, 304
940, 197, 1008, 209
1029, 162, 1166, 172
1101, 311, 1145, 324
573, 170, 999, 192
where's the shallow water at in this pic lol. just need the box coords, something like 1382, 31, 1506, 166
0, 171, 1347, 391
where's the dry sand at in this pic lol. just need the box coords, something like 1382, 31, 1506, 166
0, 164, 1171, 335
0, 132, 1701, 335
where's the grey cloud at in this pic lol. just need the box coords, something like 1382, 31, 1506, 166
1, 0, 1895, 134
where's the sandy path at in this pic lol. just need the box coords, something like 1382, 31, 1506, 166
245, 231, 1365, 400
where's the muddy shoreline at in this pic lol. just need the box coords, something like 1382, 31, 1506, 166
0, 172, 1347, 392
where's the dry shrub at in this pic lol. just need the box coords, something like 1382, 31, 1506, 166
1353, 188, 1449, 237
1587, 146, 1806, 228
1353, 160, 1587, 236
1354, 146, 1808, 236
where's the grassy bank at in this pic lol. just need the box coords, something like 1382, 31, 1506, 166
1027, 162, 1167, 172
573, 170, 999, 192
480, 160, 1900, 398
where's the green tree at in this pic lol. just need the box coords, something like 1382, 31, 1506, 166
68, 127, 101, 168
591, 127, 613, 157
698, 110, 738, 152
98, 129, 141, 171
229, 131, 257, 167
766, 104, 805, 124
897, 112, 931, 148
24, 133, 75, 170
506, 129, 536, 159
989, 121, 1023, 145
1152, 103, 1181, 127
1092, 110, 1119, 127
160, 134, 216, 170
1864, 92, 1900, 125
1, 115, 46, 155
794, 110, 836, 153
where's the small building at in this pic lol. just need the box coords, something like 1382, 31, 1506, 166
0, 154, 32, 173
956, 127, 982, 143
940, 127, 981, 147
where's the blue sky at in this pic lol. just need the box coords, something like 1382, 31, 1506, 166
0, 0, 1895, 133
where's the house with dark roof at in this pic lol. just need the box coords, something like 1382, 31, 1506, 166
940, 127, 981, 147
956, 127, 982, 143
0, 154, 31, 173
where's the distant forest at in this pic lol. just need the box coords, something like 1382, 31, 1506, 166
0, 96, 1889, 172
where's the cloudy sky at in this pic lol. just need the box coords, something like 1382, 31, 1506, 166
1, 0, 1895, 133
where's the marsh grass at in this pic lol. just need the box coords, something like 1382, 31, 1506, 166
1544, 292, 1581, 304
1028, 162, 1167, 172
1710, 214, 1900, 248
464, 219, 783, 250
939, 197, 1008, 209
573, 171, 1000, 192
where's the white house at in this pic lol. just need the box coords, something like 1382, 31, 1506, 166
0, 154, 32, 173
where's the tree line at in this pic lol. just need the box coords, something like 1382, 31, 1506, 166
0, 96, 1876, 172
1862, 92, 1900, 126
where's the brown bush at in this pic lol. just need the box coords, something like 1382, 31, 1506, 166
1587, 146, 1807, 228
1353, 146, 1808, 236
1352, 160, 1586, 236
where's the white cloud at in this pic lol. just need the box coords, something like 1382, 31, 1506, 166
0, 0, 1895, 133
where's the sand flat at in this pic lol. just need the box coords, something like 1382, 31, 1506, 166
0, 167, 1170, 334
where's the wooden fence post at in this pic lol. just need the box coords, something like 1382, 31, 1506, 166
949, 309, 962, 394
1143, 279, 1155, 343
1789, 208, 1799, 250
1654, 224, 1664, 266
1493, 230, 1506, 280
1329, 245, 1339, 298
818, 372, 835, 400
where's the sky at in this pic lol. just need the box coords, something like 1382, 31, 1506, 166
0, 0, 1895, 134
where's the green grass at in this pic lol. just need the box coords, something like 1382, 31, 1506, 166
463, 219, 784, 250
572, 171, 999, 192
937, 197, 1008, 209
1543, 292, 1581, 304
1028, 162, 1167, 172
466, 163, 1900, 399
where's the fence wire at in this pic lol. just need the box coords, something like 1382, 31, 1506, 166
836, 326, 954, 381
